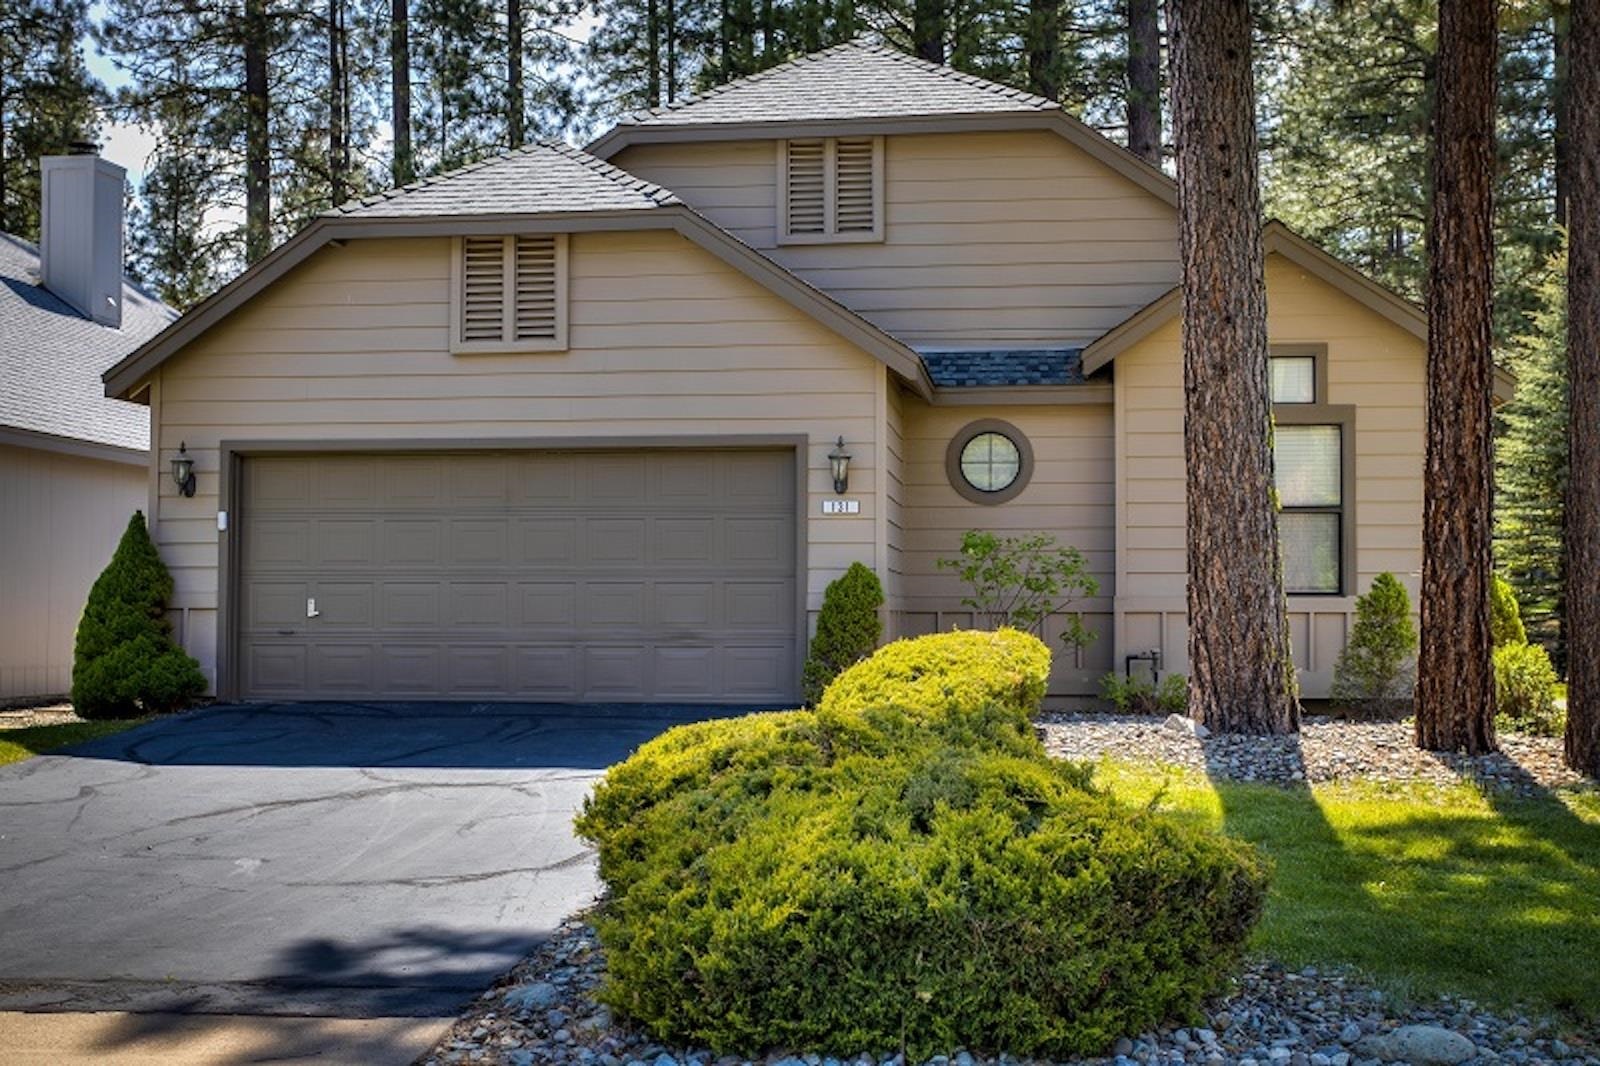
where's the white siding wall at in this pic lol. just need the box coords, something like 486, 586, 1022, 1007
615, 130, 1180, 347
146, 231, 887, 690
0, 444, 148, 700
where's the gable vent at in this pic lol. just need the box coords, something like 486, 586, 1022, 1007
834, 137, 877, 233
452, 234, 568, 352
779, 135, 883, 243
460, 237, 507, 343
784, 139, 827, 236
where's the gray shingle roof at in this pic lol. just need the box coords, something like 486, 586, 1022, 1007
1, 232, 172, 452
329, 140, 681, 218
614, 39, 1058, 129
920, 348, 1086, 388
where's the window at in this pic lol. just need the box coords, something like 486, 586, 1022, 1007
450, 234, 568, 352
1270, 355, 1317, 403
1275, 423, 1344, 594
778, 136, 883, 243
946, 420, 1033, 505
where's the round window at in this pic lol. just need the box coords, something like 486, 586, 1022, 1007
946, 420, 1033, 505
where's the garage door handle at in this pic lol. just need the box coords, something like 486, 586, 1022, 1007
277, 629, 297, 636
307, 598, 320, 619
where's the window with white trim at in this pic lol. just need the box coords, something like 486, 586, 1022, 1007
1269, 354, 1317, 403
778, 136, 883, 243
450, 234, 568, 352
1275, 423, 1344, 594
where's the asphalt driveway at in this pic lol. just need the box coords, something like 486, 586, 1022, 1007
0, 702, 714, 1026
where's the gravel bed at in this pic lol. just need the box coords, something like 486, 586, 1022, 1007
1036, 714, 1593, 796
0, 703, 78, 730
423, 915, 1596, 1066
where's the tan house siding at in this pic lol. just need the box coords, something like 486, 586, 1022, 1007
613, 130, 1180, 347
895, 398, 1116, 695
884, 378, 907, 630
0, 444, 147, 700
144, 230, 886, 690
1113, 254, 1427, 698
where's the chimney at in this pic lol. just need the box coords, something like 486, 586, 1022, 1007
39, 146, 125, 328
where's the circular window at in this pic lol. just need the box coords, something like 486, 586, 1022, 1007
946, 420, 1033, 505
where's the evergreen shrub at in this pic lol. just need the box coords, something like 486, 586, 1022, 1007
1490, 574, 1529, 648
71, 512, 207, 719
1329, 573, 1417, 717
1493, 642, 1561, 736
801, 562, 884, 706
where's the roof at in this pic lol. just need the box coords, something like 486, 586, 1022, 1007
921, 348, 1085, 388
329, 140, 680, 218
611, 40, 1055, 129
1, 231, 172, 455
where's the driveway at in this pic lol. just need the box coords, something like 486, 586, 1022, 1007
0, 702, 720, 1062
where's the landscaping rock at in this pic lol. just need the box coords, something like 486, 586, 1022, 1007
1164, 713, 1211, 739
1361, 1025, 1477, 1066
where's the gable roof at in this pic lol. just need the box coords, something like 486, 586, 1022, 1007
586, 40, 1178, 207
103, 140, 932, 400
1080, 221, 1517, 402
1, 231, 173, 459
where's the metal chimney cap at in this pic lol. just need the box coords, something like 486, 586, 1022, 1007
66, 140, 101, 155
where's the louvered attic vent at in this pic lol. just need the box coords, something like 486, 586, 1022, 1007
779, 136, 883, 243
451, 234, 568, 352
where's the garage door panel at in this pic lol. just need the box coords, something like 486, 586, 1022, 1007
240, 449, 797, 702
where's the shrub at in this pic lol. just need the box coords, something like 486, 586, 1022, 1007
801, 562, 885, 706
816, 628, 1051, 739
1493, 641, 1561, 735
1100, 672, 1188, 714
580, 739, 1268, 1058
1490, 574, 1529, 648
1329, 573, 1418, 717
938, 531, 1099, 648
71, 512, 207, 719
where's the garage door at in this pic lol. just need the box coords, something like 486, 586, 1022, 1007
236, 449, 798, 702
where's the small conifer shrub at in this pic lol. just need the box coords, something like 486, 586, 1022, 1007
800, 562, 884, 706
71, 512, 207, 719
1490, 574, 1529, 648
1329, 572, 1417, 717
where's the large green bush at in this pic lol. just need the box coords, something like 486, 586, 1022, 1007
577, 630, 1268, 1058
1329, 572, 1417, 717
71, 512, 207, 719
801, 562, 884, 706
1491, 574, 1529, 648
1493, 641, 1561, 735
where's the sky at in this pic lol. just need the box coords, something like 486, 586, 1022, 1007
82, 5, 157, 188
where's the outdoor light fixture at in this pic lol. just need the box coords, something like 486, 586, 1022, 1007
828, 436, 851, 494
171, 442, 197, 497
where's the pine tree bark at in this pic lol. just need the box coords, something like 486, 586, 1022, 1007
508, 0, 524, 146
1554, 1, 1571, 227
1024, 0, 1061, 100
1416, 0, 1497, 755
914, 0, 945, 64
1128, 0, 1162, 165
328, 0, 347, 204
1564, 0, 1600, 776
1169, 0, 1299, 735
391, 0, 413, 185
243, 0, 271, 262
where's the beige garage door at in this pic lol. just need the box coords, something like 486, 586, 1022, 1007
237, 449, 798, 703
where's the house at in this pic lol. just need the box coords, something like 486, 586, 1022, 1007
99, 42, 1509, 705
1, 152, 177, 703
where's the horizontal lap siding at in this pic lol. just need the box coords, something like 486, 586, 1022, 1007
615, 131, 1180, 347
1113, 255, 1427, 697
0, 445, 148, 699
150, 231, 883, 688
896, 400, 1116, 695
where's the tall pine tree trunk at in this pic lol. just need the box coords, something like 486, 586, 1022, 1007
914, 0, 945, 63
508, 0, 524, 146
1128, 0, 1162, 164
391, 0, 413, 184
1416, 0, 1497, 755
1024, 0, 1060, 100
646, 0, 662, 106
1564, 0, 1600, 776
1555, 1, 1570, 227
1170, 0, 1299, 735
328, 0, 347, 204
243, 0, 271, 262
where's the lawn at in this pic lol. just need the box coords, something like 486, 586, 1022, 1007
0, 717, 150, 767
1099, 760, 1600, 1027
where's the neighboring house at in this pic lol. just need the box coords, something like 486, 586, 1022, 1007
1, 152, 177, 703
100, 42, 1511, 705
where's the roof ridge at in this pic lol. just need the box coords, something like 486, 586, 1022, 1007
537, 138, 681, 205
328, 147, 523, 215
865, 44, 1057, 110
615, 38, 871, 127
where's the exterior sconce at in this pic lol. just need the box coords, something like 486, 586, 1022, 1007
171, 442, 197, 497
828, 436, 851, 495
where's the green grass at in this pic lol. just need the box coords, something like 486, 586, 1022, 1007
0, 717, 150, 767
1097, 760, 1600, 1026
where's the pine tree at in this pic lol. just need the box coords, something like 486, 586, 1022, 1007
1330, 573, 1418, 717
1496, 250, 1568, 666
1171, 0, 1299, 734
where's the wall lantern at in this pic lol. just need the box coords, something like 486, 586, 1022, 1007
171, 442, 197, 498
828, 436, 851, 495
